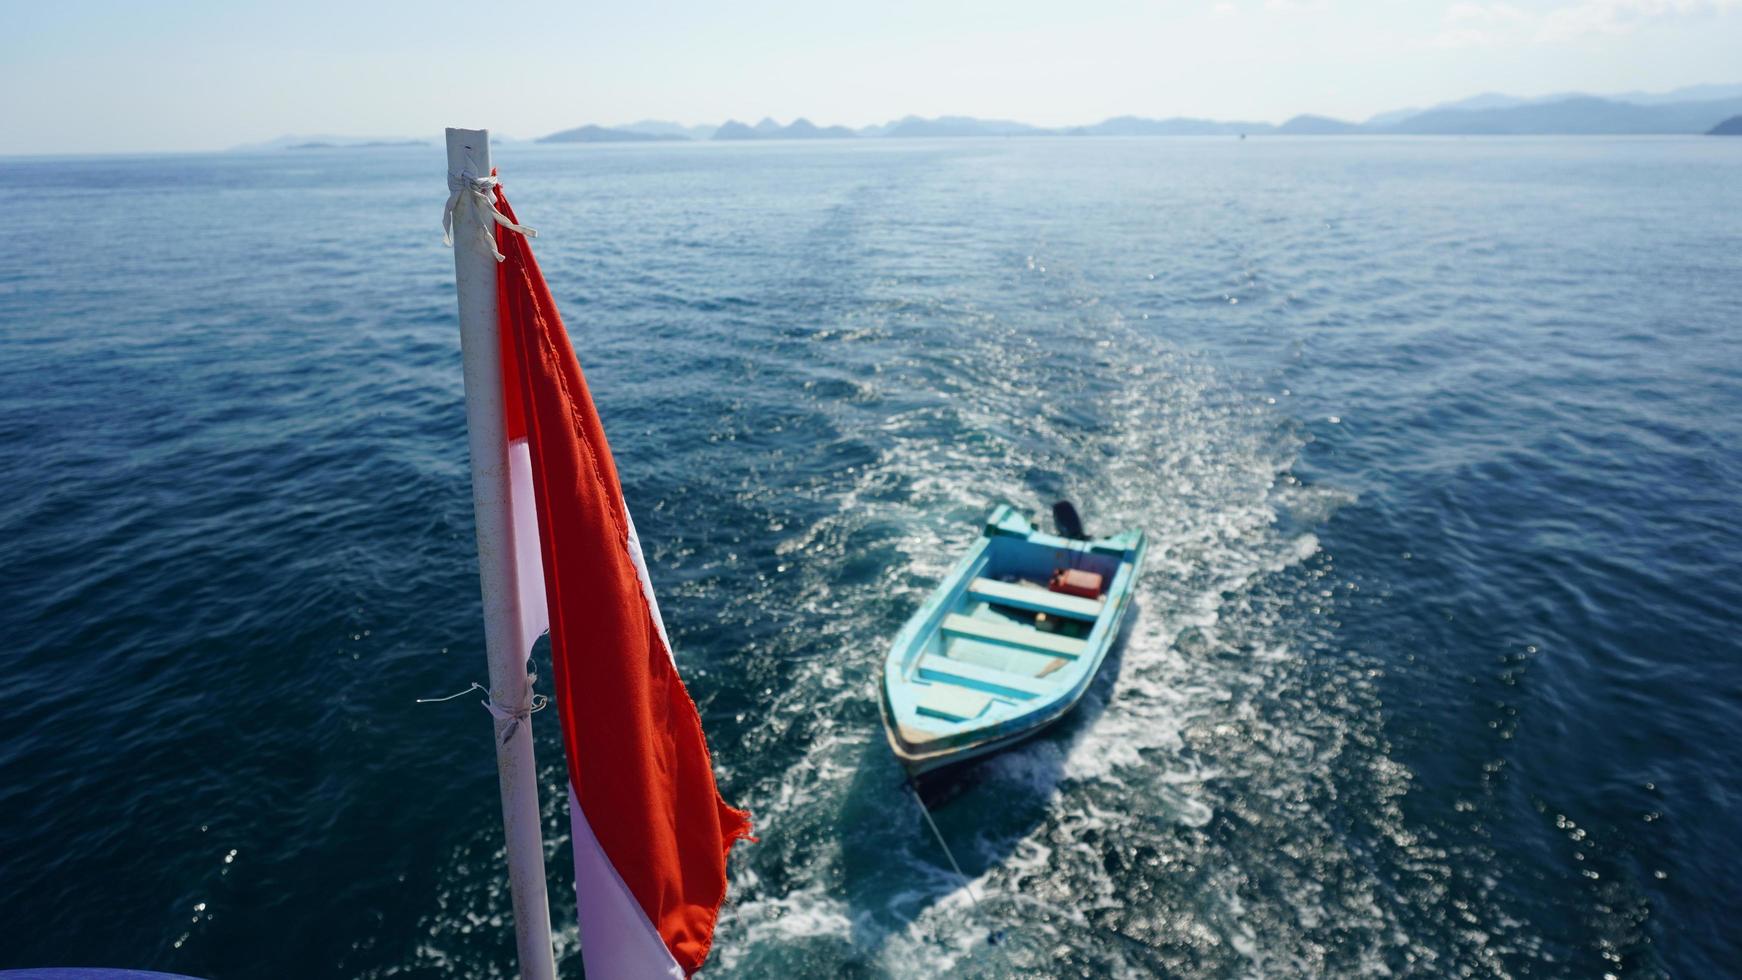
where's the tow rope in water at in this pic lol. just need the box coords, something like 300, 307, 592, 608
905, 774, 1006, 946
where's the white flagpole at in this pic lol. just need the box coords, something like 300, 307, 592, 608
444, 126, 558, 980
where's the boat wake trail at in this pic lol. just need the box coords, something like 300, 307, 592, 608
698, 265, 1460, 976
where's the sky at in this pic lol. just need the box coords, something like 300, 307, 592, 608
1, 0, 1739, 154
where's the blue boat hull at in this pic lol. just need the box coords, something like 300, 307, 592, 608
879, 505, 1145, 775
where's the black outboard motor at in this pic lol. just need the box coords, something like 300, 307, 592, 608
1052, 500, 1087, 540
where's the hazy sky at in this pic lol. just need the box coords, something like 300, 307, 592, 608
3, 0, 1739, 154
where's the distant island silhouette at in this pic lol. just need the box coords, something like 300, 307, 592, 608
287, 139, 428, 150
534, 84, 1742, 142
541, 124, 685, 143
711, 117, 858, 140
239, 84, 1742, 150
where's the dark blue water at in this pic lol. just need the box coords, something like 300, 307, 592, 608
2, 137, 1739, 978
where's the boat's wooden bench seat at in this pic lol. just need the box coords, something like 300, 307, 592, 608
946, 635, 1067, 678
914, 685, 993, 722
968, 577, 1103, 621
941, 612, 1088, 658
917, 654, 1055, 700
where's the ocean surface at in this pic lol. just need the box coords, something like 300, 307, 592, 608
2, 136, 1739, 979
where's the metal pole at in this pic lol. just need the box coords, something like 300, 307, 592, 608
444, 126, 557, 980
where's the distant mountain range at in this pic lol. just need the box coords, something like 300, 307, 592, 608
1366, 83, 1742, 125
242, 84, 1742, 151
613, 120, 718, 140
542, 90, 1742, 143
881, 115, 1040, 138
231, 134, 433, 151
713, 117, 859, 140
1067, 115, 1265, 136
286, 139, 428, 150
1379, 95, 1742, 134
541, 124, 686, 143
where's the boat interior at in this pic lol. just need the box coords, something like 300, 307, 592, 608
903, 534, 1122, 724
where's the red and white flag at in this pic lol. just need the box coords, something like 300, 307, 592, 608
488, 185, 752, 977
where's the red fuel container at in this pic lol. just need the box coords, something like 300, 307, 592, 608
1049, 568, 1104, 599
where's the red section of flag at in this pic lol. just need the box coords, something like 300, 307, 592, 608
490, 186, 751, 975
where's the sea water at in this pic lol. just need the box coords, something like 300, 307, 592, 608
1, 136, 1739, 977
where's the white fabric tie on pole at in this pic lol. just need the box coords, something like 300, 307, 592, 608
416, 681, 549, 745
483, 676, 549, 745
443, 171, 537, 262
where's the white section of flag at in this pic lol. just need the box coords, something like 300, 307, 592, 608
623, 510, 675, 664
508, 437, 549, 660
569, 783, 685, 978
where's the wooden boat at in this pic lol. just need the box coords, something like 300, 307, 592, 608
879, 503, 1146, 775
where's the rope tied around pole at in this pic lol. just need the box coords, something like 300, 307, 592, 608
442, 171, 536, 262
418, 674, 550, 744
